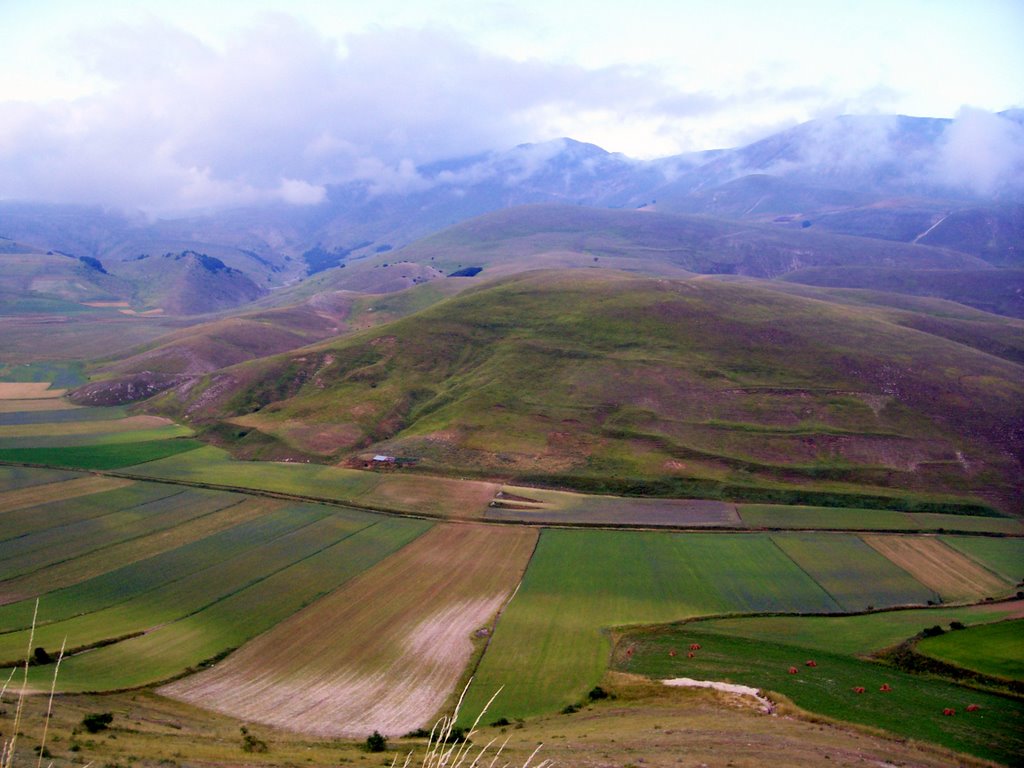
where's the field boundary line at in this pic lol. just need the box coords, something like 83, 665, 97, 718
0, 459, 1019, 538
766, 535, 844, 612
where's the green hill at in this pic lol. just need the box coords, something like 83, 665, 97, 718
154, 270, 1024, 514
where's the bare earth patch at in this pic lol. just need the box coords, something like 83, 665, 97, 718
160, 523, 537, 737
862, 534, 1012, 602
0, 475, 133, 514
663, 677, 773, 712
0, 383, 66, 400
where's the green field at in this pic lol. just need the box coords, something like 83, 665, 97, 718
942, 536, 1024, 584
0, 464, 81, 491
0, 405, 128, 426
17, 516, 430, 690
125, 445, 382, 500
463, 529, 841, 722
771, 532, 938, 610
917, 619, 1024, 681
0, 487, 243, 583
739, 504, 1024, 534
0, 423, 194, 449
617, 627, 1024, 767
0, 438, 204, 469
680, 603, 1023, 657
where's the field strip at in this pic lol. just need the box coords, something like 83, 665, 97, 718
0, 488, 248, 582
0, 399, 78, 413
770, 533, 938, 612
0, 465, 81, 492
0, 499, 311, 631
34, 516, 430, 691
862, 535, 1012, 603
940, 536, 1024, 583
0, 414, 174, 438
0, 505, 370, 662
0, 481, 186, 542
0, 383, 65, 400
0, 495, 278, 605
353, 474, 500, 517
0, 474, 133, 514
160, 523, 537, 737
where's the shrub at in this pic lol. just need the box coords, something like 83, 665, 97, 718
950, 621, 966, 631
921, 625, 945, 638
239, 726, 268, 753
366, 730, 387, 752
587, 686, 610, 701
81, 712, 114, 733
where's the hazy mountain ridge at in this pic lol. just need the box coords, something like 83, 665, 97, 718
3, 111, 1021, 297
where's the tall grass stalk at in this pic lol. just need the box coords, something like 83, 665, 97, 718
0, 602, 65, 768
392, 682, 550, 768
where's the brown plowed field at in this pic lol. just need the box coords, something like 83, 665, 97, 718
0, 475, 133, 514
0, 383, 66, 399
160, 523, 537, 737
862, 534, 1012, 602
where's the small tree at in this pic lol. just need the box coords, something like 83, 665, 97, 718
366, 730, 387, 752
81, 712, 114, 733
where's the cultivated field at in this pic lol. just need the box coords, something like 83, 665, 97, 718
940, 535, 1024, 583
739, 503, 1024, 534
680, 600, 1024, 656
771, 532, 938, 610
162, 523, 537, 736
0, 494, 277, 603
0, 382, 66, 399
862, 534, 1013, 602
463, 530, 843, 722
487, 485, 741, 527
0, 474, 133, 513
10, 513, 430, 690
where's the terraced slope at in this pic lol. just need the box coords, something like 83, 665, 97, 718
160, 270, 1023, 512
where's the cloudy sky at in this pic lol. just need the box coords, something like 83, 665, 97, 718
1, 0, 1022, 212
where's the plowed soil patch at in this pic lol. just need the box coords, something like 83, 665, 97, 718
161, 523, 537, 737
0, 475, 133, 514
862, 535, 1012, 603
0, 383, 65, 399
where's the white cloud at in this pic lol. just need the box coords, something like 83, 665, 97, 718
934, 107, 1024, 197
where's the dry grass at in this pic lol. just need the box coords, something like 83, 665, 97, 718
0, 475, 134, 514
862, 534, 1013, 602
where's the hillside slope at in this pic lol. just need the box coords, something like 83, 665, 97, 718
155, 270, 1024, 513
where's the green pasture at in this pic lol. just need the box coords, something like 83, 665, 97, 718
0, 503, 363, 661
771, 532, 938, 610
917, 619, 1024, 681
618, 627, 1024, 767
463, 529, 840, 722
942, 536, 1024, 584
125, 445, 382, 502
0, 465, 81, 491
14, 516, 430, 690
739, 504, 1024, 534
684, 604, 1022, 657
0, 487, 244, 582
0, 438, 203, 469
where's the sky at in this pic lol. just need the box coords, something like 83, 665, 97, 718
1, 0, 1022, 213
